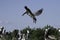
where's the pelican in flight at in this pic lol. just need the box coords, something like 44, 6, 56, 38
22, 6, 43, 23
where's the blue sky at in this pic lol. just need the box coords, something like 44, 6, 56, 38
0, 0, 60, 31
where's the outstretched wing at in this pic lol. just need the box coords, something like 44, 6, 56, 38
34, 8, 43, 16
22, 12, 27, 16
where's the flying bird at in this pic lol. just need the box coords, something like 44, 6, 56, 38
22, 6, 43, 23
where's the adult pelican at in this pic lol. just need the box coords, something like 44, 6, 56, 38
22, 6, 43, 23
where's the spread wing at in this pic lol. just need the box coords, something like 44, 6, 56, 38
22, 12, 27, 16
34, 8, 43, 16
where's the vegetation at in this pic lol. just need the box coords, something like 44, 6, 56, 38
0, 25, 60, 40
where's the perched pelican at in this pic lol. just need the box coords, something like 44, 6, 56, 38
22, 6, 43, 23
44, 28, 56, 40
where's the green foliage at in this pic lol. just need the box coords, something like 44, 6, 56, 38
0, 25, 60, 40
12, 29, 19, 37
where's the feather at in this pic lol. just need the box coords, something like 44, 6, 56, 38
34, 8, 43, 16
22, 12, 27, 16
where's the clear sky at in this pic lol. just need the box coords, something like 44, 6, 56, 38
0, 0, 60, 31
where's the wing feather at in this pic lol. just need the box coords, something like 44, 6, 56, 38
34, 8, 43, 16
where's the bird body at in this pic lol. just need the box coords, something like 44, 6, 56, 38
22, 6, 43, 23
44, 28, 56, 40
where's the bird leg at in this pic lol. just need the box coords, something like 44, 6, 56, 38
33, 17, 36, 23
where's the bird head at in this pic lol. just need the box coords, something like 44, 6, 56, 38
24, 6, 28, 9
